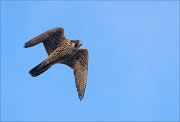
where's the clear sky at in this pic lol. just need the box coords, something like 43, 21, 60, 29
1, 1, 179, 121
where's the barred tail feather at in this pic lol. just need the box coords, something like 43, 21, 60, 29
29, 61, 51, 77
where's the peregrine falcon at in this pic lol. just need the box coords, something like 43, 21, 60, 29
24, 27, 88, 101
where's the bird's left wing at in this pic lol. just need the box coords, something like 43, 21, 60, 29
24, 27, 64, 48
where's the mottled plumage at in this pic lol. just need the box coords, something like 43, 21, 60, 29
24, 27, 88, 101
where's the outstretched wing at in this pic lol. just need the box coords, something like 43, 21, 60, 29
24, 27, 65, 55
65, 49, 88, 101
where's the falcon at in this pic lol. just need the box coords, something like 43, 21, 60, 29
24, 27, 88, 101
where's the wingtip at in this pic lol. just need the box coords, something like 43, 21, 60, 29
79, 95, 84, 101
29, 70, 37, 77
24, 45, 27, 48
24, 43, 28, 48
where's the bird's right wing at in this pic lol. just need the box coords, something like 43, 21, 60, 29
65, 49, 88, 101
24, 27, 65, 48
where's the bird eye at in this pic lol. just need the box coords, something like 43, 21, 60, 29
75, 43, 78, 48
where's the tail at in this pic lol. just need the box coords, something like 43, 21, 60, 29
29, 60, 52, 77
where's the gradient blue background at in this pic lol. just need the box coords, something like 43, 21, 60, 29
1, 1, 179, 121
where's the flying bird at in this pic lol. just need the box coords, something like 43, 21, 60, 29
24, 27, 88, 101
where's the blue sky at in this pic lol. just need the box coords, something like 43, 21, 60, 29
1, 1, 179, 121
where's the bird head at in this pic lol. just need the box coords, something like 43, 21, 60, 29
71, 40, 82, 49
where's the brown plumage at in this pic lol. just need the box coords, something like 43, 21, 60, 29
24, 27, 88, 101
